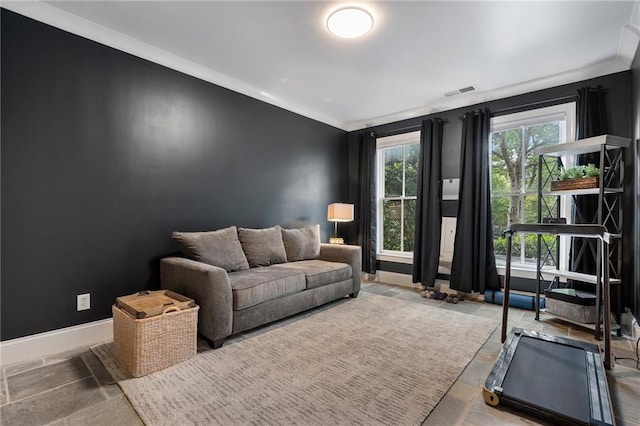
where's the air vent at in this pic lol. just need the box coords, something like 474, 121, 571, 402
444, 86, 476, 97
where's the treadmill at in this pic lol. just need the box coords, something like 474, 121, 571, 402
483, 224, 616, 425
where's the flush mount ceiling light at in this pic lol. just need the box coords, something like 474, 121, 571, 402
327, 7, 373, 38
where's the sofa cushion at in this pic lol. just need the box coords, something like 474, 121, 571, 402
238, 226, 287, 267
272, 260, 352, 290
171, 226, 249, 272
228, 267, 306, 310
281, 224, 321, 262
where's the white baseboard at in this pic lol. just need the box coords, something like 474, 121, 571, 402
374, 271, 423, 289
369, 271, 453, 291
0, 319, 113, 366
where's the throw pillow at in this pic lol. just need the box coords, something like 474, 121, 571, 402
172, 226, 249, 272
281, 224, 321, 261
238, 226, 287, 267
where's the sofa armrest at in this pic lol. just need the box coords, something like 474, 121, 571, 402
160, 257, 233, 343
318, 244, 362, 294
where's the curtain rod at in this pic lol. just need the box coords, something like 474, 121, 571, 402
374, 118, 448, 139
491, 95, 577, 116
375, 124, 421, 138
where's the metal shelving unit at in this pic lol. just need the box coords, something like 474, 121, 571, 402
501, 223, 616, 368
534, 134, 630, 338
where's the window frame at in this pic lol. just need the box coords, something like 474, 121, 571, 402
376, 131, 421, 260
489, 102, 576, 275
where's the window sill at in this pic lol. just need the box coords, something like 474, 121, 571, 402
374, 259, 559, 281
496, 264, 538, 280
374, 259, 541, 279
377, 253, 413, 265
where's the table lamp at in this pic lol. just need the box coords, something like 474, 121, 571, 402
327, 203, 354, 244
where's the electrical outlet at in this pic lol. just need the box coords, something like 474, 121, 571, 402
77, 293, 90, 311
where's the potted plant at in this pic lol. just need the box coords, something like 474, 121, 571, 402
550, 164, 599, 191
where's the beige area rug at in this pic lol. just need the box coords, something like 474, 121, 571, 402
93, 293, 497, 425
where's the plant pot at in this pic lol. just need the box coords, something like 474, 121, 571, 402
550, 176, 599, 191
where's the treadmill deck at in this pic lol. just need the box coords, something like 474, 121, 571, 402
484, 328, 614, 425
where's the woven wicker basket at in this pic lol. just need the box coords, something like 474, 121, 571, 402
550, 177, 598, 191
112, 304, 198, 377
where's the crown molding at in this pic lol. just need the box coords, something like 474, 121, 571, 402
3, 1, 637, 134
347, 0, 638, 131
616, 0, 640, 67
344, 59, 629, 132
1, 1, 345, 130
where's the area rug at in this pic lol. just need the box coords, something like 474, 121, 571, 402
93, 293, 497, 425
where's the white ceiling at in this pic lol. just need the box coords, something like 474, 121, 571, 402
4, 1, 640, 131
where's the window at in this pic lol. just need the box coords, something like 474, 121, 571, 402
490, 103, 575, 268
376, 131, 420, 257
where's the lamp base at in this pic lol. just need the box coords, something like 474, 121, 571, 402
329, 237, 345, 245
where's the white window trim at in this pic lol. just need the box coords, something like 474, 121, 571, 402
376, 131, 421, 259
496, 265, 539, 280
376, 131, 421, 149
492, 103, 575, 138
490, 102, 576, 276
377, 253, 413, 264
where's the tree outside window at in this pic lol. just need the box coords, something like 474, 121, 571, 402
490, 104, 574, 266
378, 141, 419, 254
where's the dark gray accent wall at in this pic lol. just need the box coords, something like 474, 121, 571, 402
632, 45, 640, 319
348, 71, 634, 302
1, 10, 348, 340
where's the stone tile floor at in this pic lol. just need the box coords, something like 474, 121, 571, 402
0, 348, 143, 425
1, 281, 639, 425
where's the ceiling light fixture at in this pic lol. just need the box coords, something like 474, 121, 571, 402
327, 7, 373, 39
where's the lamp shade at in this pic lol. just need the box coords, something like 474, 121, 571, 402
327, 203, 354, 222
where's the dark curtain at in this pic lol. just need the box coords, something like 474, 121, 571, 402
571, 86, 608, 276
576, 86, 607, 140
450, 108, 500, 293
358, 131, 377, 274
412, 119, 444, 288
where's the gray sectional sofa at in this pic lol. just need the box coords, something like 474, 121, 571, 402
160, 224, 361, 348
